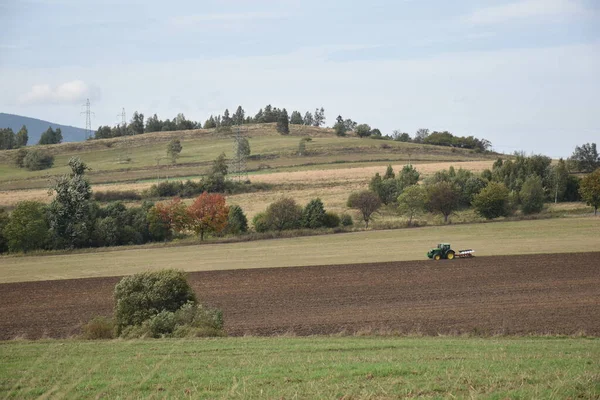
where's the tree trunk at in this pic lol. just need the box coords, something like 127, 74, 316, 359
444, 214, 449, 223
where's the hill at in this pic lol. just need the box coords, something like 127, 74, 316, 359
0, 123, 498, 191
0, 113, 89, 144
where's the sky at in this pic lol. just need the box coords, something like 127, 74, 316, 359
0, 0, 599, 158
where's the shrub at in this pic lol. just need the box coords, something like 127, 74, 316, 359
302, 198, 326, 228
520, 175, 545, 215
14, 148, 28, 168
93, 190, 141, 202
340, 213, 354, 226
264, 197, 302, 231
252, 212, 269, 233
0, 209, 8, 254
81, 316, 115, 339
172, 302, 225, 338
22, 150, 54, 171
323, 211, 341, 228
114, 269, 197, 334
472, 182, 510, 219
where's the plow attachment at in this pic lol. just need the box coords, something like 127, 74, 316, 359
458, 249, 475, 258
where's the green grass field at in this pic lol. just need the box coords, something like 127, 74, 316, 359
1, 217, 597, 283
1, 336, 598, 399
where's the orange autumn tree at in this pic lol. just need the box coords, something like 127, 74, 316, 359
152, 197, 189, 234
187, 192, 229, 240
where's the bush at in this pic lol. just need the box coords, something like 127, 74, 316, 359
81, 316, 115, 339
472, 182, 511, 219
93, 217, 120, 247
14, 148, 28, 168
114, 269, 197, 334
323, 211, 341, 228
340, 213, 354, 226
264, 197, 302, 231
252, 212, 269, 233
93, 190, 141, 202
22, 149, 54, 171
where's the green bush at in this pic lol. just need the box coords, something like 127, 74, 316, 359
264, 198, 302, 231
93, 190, 141, 202
323, 211, 341, 228
252, 212, 269, 233
472, 182, 511, 219
340, 213, 354, 226
22, 149, 54, 171
114, 269, 197, 334
81, 316, 115, 340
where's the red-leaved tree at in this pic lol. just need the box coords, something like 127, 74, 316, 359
187, 192, 229, 240
153, 197, 189, 234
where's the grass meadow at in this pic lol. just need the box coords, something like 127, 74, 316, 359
1, 336, 598, 399
1, 217, 597, 283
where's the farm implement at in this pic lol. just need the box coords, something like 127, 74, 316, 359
427, 243, 475, 260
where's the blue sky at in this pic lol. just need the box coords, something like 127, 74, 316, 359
1, 0, 599, 157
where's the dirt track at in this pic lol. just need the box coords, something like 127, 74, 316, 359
1, 253, 599, 339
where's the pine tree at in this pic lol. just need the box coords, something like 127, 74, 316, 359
277, 108, 290, 135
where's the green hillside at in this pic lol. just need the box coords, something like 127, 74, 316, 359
0, 123, 496, 190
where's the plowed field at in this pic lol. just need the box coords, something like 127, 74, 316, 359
1, 253, 599, 340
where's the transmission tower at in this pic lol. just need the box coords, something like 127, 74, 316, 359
80, 98, 94, 140
230, 125, 248, 182
117, 107, 126, 128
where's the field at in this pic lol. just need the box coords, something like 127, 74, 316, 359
2, 252, 599, 340
1, 336, 598, 399
0, 217, 597, 284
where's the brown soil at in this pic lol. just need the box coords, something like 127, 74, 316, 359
1, 253, 599, 339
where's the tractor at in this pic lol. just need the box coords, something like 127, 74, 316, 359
426, 244, 475, 260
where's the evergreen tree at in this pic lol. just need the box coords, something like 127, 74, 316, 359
290, 111, 304, 125
276, 108, 290, 134
145, 114, 163, 133
302, 198, 327, 228
203, 116, 217, 129
0, 128, 15, 150
233, 106, 245, 125
38, 127, 63, 145
15, 125, 28, 147
222, 109, 232, 126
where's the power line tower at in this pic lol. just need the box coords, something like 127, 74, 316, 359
80, 98, 94, 140
117, 107, 126, 128
230, 125, 249, 182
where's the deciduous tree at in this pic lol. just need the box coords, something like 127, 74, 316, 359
167, 139, 183, 163
579, 168, 600, 215
397, 185, 426, 226
520, 175, 545, 215
426, 182, 459, 223
3, 201, 49, 253
569, 143, 600, 173
186, 192, 229, 240
347, 190, 381, 228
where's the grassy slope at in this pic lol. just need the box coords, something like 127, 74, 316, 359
1, 217, 597, 283
0, 123, 496, 189
1, 337, 598, 399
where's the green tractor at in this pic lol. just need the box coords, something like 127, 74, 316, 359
427, 243, 456, 260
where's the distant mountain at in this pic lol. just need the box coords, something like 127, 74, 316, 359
0, 113, 89, 145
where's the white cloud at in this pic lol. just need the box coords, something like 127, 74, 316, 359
18, 80, 99, 105
464, 0, 585, 24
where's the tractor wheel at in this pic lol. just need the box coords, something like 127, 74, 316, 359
434, 254, 441, 261
447, 251, 455, 260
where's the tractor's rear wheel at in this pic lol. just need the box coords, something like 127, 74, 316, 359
434, 254, 441, 260
447, 251, 455, 260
